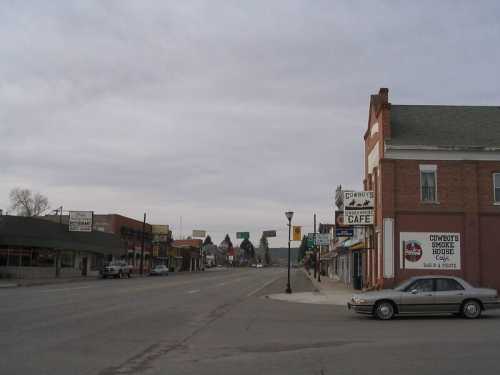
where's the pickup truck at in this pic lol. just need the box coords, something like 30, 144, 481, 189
100, 261, 132, 278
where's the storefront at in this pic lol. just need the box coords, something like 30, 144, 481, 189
0, 216, 124, 279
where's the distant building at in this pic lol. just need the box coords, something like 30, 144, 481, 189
0, 215, 124, 279
42, 213, 154, 273
171, 239, 203, 272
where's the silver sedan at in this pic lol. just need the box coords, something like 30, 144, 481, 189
347, 276, 500, 320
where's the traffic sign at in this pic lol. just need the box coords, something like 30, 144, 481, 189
315, 233, 330, 246
262, 230, 276, 238
292, 226, 301, 241
236, 232, 250, 239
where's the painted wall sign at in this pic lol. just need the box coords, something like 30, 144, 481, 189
400, 232, 461, 270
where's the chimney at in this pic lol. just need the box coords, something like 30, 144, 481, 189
379, 87, 389, 104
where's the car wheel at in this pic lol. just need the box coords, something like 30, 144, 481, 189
462, 300, 482, 319
375, 301, 395, 320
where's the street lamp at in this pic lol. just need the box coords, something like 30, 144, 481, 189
285, 211, 294, 294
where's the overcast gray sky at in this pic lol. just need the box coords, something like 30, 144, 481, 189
1, 1, 499, 246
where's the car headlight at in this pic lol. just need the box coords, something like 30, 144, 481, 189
352, 297, 368, 304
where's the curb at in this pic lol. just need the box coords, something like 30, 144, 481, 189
0, 283, 19, 288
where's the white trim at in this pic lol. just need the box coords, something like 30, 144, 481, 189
494, 173, 500, 204
370, 122, 379, 137
420, 166, 438, 203
383, 218, 394, 278
367, 141, 380, 175
419, 164, 437, 172
386, 148, 500, 161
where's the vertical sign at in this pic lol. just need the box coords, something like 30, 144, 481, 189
292, 226, 302, 241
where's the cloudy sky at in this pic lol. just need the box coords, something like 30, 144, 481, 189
1, 1, 499, 246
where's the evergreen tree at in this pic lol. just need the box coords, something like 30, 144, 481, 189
240, 238, 255, 262
203, 235, 213, 246
223, 234, 233, 248
298, 235, 307, 262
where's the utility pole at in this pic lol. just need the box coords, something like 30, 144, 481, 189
140, 213, 146, 276
313, 213, 317, 279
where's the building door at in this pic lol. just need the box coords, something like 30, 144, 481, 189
81, 257, 88, 276
352, 251, 363, 290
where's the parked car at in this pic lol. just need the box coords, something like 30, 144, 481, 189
101, 261, 132, 279
256, 263, 263, 268
348, 276, 500, 320
150, 264, 169, 276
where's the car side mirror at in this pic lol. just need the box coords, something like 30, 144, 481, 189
410, 289, 418, 294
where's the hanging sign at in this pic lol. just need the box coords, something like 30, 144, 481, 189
343, 191, 374, 225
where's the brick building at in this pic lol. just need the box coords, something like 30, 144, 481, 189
364, 88, 500, 290
43, 213, 154, 272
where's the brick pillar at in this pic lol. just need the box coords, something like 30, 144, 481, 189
462, 163, 481, 286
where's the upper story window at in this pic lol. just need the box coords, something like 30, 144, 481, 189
420, 165, 437, 203
494, 173, 500, 203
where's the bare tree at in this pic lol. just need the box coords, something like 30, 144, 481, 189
9, 187, 50, 217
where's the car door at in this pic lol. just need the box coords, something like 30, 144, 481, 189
433, 278, 465, 313
399, 278, 435, 314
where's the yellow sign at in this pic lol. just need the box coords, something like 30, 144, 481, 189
292, 226, 302, 241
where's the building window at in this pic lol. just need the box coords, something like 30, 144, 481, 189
494, 173, 500, 203
420, 165, 437, 202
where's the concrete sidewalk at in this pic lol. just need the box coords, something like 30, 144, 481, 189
0, 275, 102, 288
266, 269, 353, 306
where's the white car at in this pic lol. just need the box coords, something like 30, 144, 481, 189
256, 263, 263, 269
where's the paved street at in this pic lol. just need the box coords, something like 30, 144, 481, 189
1, 268, 500, 375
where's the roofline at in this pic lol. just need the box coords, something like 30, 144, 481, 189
392, 104, 500, 109
385, 143, 500, 152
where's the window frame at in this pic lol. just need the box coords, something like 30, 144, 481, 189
493, 172, 500, 205
419, 164, 438, 203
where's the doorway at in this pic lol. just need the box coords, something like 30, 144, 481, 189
81, 257, 88, 276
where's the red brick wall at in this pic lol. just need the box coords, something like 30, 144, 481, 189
380, 159, 500, 289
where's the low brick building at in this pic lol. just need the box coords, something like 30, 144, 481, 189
364, 88, 500, 290
42, 213, 154, 272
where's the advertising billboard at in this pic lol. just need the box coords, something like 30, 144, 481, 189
68, 211, 93, 232
400, 232, 461, 270
192, 230, 206, 238
152, 225, 170, 234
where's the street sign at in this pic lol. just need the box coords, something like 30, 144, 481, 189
336, 227, 354, 237
307, 233, 315, 248
343, 191, 374, 225
315, 233, 330, 246
236, 232, 250, 239
262, 230, 276, 238
68, 211, 93, 232
292, 226, 301, 241
192, 230, 206, 238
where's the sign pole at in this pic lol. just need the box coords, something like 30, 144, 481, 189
140, 213, 146, 276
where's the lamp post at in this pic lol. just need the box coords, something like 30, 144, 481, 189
285, 211, 294, 294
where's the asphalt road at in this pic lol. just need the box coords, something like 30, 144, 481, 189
1, 268, 500, 375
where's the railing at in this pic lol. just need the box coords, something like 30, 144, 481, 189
421, 186, 436, 202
